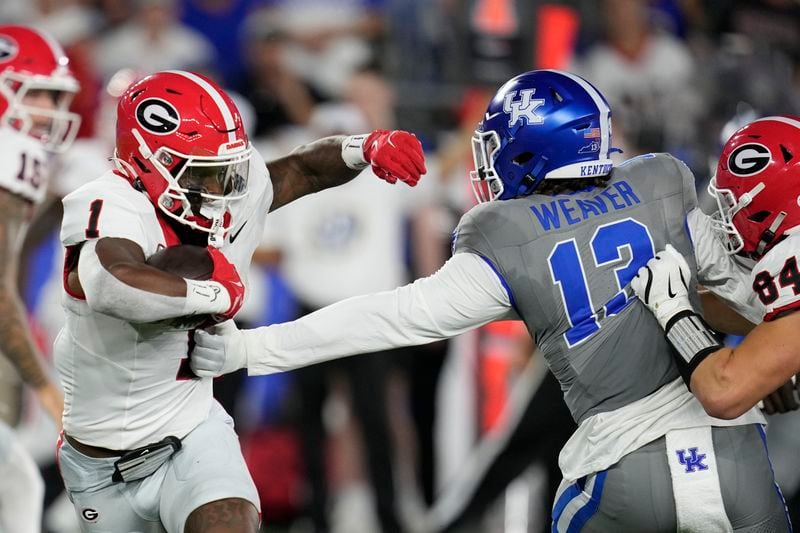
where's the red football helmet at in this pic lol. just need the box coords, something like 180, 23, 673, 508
114, 71, 251, 243
709, 116, 800, 258
0, 25, 80, 152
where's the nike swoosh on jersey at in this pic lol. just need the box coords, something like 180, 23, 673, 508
229, 222, 248, 243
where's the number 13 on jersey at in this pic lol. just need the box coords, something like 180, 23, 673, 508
548, 218, 655, 347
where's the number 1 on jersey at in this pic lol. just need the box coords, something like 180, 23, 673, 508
549, 218, 655, 347
549, 240, 599, 346
85, 199, 104, 239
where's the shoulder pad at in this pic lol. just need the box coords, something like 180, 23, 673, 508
61, 172, 154, 247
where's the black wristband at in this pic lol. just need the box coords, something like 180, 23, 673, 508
664, 310, 723, 389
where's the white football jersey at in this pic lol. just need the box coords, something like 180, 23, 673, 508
0, 126, 50, 205
55, 150, 273, 450
686, 208, 764, 324
750, 232, 800, 321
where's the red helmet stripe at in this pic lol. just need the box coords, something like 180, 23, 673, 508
166, 70, 236, 143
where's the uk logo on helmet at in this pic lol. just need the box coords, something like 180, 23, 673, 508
135, 98, 180, 135
0, 36, 18, 62
503, 89, 545, 128
728, 143, 771, 176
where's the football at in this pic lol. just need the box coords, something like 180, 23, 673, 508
146, 245, 213, 280
144, 245, 214, 330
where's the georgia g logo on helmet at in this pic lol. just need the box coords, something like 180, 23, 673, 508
728, 143, 772, 176
0, 36, 18, 62
135, 98, 180, 135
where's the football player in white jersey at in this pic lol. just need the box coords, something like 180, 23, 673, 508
0, 24, 80, 533
633, 116, 800, 420
54, 69, 425, 533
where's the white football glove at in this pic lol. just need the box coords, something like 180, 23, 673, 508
631, 244, 695, 330
191, 320, 250, 378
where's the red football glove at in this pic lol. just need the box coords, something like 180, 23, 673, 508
206, 246, 245, 321
363, 130, 427, 186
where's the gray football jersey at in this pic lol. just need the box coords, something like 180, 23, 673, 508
453, 153, 700, 423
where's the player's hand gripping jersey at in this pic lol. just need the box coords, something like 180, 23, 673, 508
633, 117, 800, 409
451, 153, 763, 479
55, 153, 272, 450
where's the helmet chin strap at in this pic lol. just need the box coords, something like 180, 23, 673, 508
731, 182, 765, 217
112, 151, 139, 180
756, 211, 786, 257
132, 128, 153, 158
207, 213, 225, 248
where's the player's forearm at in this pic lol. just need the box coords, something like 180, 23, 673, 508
690, 348, 750, 419
0, 287, 50, 388
692, 346, 790, 420
79, 241, 230, 322
699, 290, 757, 336
692, 317, 800, 419
245, 286, 454, 374
245, 253, 512, 375
268, 136, 360, 211
0, 189, 49, 388
81, 267, 186, 323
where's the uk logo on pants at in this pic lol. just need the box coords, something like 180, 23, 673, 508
676, 447, 709, 473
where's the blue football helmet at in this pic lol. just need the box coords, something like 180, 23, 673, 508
471, 69, 617, 203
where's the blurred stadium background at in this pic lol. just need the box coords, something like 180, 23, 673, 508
2, 0, 800, 532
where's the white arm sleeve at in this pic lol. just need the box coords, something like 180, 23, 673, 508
78, 240, 230, 322
687, 208, 763, 323
245, 252, 515, 374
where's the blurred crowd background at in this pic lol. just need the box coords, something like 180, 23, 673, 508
2, 0, 800, 532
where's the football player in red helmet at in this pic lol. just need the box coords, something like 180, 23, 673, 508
0, 25, 80, 151
633, 116, 800, 419
709, 116, 800, 259
54, 69, 425, 533
0, 24, 81, 533
113, 70, 252, 246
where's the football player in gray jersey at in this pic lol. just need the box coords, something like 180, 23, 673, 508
190, 70, 789, 532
